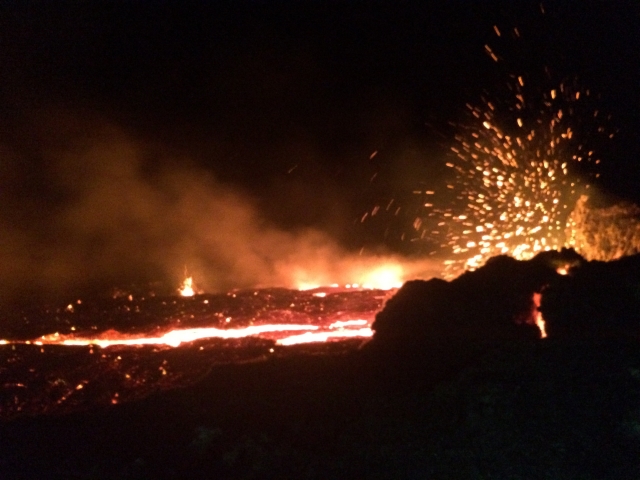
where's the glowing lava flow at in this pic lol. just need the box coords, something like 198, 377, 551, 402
7, 322, 374, 349
278, 320, 372, 346
532, 292, 547, 339
0, 272, 397, 352
2, 285, 383, 349
0, 287, 385, 417
34, 324, 321, 348
278, 328, 372, 346
14, 320, 376, 349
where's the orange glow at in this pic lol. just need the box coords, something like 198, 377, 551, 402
2, 318, 377, 349
532, 292, 547, 338
328, 319, 368, 328
277, 327, 372, 346
413, 73, 613, 277
0, 265, 411, 352
295, 262, 405, 291
360, 264, 403, 290
556, 265, 570, 275
33, 324, 319, 348
178, 276, 196, 296
278, 319, 372, 345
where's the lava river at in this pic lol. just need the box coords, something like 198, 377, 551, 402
0, 287, 392, 418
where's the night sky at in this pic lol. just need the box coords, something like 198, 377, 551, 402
0, 0, 638, 299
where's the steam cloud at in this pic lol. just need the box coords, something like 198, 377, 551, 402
0, 113, 438, 303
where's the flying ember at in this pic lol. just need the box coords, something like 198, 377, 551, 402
414, 55, 612, 276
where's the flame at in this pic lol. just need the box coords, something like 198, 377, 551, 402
532, 292, 547, 338
179, 276, 196, 296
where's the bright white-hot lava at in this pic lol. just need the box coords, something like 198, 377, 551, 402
12, 320, 374, 350
277, 319, 372, 346
179, 276, 196, 297
277, 328, 373, 346
36, 324, 322, 348
1, 282, 382, 350
5, 318, 374, 349
532, 292, 547, 339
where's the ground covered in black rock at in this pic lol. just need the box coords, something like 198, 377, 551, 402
2, 250, 640, 479
2, 339, 639, 479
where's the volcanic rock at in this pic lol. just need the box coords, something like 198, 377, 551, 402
541, 253, 640, 339
368, 249, 584, 364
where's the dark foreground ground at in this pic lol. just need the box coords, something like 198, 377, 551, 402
1, 337, 639, 480
3, 250, 640, 479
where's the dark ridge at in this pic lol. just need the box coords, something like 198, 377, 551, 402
368, 249, 581, 352
367, 247, 640, 371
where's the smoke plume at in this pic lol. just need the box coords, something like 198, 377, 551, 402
0, 113, 438, 303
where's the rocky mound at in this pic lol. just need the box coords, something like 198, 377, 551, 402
368, 247, 640, 361
541, 253, 640, 338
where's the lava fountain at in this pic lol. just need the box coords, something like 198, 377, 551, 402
178, 276, 196, 297
408, 24, 614, 276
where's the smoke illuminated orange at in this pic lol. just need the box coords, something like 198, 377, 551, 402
295, 262, 405, 291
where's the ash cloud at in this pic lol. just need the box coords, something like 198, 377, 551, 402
0, 113, 439, 304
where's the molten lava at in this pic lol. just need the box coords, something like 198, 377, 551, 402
178, 276, 196, 297
532, 292, 547, 339
38, 324, 322, 348
0, 285, 388, 417
293, 260, 413, 292
22, 320, 375, 349
1, 285, 386, 352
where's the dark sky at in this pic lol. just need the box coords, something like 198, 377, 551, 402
2, 1, 639, 202
0, 0, 638, 298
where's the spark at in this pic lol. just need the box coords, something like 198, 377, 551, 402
418, 72, 610, 275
